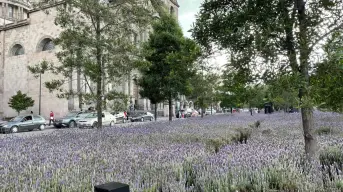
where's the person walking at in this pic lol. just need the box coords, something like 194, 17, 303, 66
49, 111, 54, 126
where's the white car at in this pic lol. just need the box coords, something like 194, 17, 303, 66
112, 111, 127, 123
78, 112, 116, 128
205, 109, 217, 115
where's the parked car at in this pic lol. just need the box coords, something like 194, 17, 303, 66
0, 114, 46, 134
289, 108, 299, 113
176, 109, 192, 118
205, 109, 217, 115
111, 111, 127, 123
78, 112, 116, 128
130, 111, 154, 122
53, 111, 89, 128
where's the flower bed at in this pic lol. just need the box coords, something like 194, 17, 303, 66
0, 112, 343, 191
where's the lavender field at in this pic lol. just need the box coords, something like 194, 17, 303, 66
1, 112, 343, 192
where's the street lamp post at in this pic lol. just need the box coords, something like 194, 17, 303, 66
39, 73, 42, 115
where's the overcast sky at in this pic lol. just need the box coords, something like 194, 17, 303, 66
178, 0, 227, 73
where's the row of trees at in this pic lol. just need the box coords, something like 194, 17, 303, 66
26, 0, 202, 125
192, 0, 343, 159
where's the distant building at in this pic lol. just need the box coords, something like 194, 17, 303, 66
0, 0, 181, 118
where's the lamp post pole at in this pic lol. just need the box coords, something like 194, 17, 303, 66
39, 73, 42, 115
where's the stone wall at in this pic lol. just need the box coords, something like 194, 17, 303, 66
0, 0, 180, 119
0, 8, 71, 119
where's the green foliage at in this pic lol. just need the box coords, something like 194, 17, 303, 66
266, 168, 298, 191
29, 0, 159, 127
231, 128, 252, 144
315, 127, 332, 135
206, 136, 231, 153
183, 160, 198, 188
136, 13, 201, 120
262, 129, 272, 135
268, 73, 300, 111
311, 32, 343, 113
8, 91, 35, 115
192, 0, 343, 156
189, 71, 220, 111
320, 146, 343, 182
319, 146, 343, 169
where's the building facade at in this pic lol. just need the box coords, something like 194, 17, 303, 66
0, 0, 187, 119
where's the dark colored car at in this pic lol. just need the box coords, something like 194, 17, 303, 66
53, 111, 89, 128
0, 115, 46, 134
130, 112, 154, 122
176, 110, 191, 118
289, 108, 299, 113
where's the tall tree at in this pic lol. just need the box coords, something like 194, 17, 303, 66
268, 74, 299, 112
192, 0, 343, 158
8, 91, 35, 115
28, 0, 160, 128
311, 31, 343, 112
136, 13, 201, 121
189, 71, 219, 117
136, 72, 164, 121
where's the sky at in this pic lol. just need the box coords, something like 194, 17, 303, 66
177, 0, 227, 73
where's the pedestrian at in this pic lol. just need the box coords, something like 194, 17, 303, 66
49, 111, 54, 126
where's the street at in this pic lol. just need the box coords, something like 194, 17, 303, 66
0, 116, 171, 138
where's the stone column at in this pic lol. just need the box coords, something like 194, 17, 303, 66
68, 71, 74, 111
147, 99, 151, 111
172, 100, 176, 117
163, 101, 169, 117
0, 30, 4, 117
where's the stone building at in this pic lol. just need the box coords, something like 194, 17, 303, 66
0, 0, 191, 119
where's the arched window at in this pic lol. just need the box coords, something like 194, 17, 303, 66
38, 38, 55, 52
11, 44, 25, 56
170, 6, 174, 15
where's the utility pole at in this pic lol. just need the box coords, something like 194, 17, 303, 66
39, 73, 42, 115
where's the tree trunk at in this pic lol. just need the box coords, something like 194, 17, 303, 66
154, 103, 157, 122
230, 107, 232, 114
297, 0, 317, 159
201, 107, 204, 118
168, 96, 172, 122
96, 17, 102, 128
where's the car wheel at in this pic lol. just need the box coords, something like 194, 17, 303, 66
69, 121, 76, 128
122, 119, 126, 123
110, 121, 115, 127
150, 117, 153, 121
39, 124, 45, 131
92, 122, 98, 128
11, 126, 19, 133
141, 117, 144, 122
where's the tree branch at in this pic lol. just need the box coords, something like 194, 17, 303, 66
310, 22, 343, 51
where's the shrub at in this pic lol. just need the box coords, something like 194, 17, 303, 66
336, 180, 343, 191
315, 127, 332, 135
183, 161, 197, 188
319, 146, 343, 182
255, 120, 261, 128
231, 128, 252, 144
266, 168, 298, 191
262, 129, 272, 135
206, 137, 231, 153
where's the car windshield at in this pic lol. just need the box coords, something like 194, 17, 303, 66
78, 113, 90, 118
10, 116, 24, 122
85, 113, 97, 118
65, 112, 78, 117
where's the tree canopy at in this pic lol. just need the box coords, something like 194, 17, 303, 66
29, 0, 160, 127
192, 0, 343, 158
136, 13, 201, 121
8, 91, 35, 115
